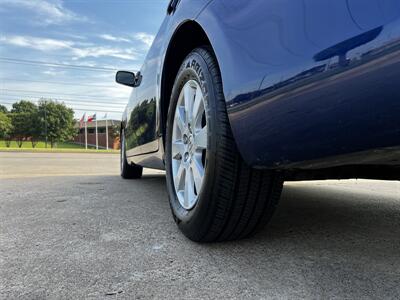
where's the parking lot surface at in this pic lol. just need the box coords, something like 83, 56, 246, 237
1, 152, 400, 299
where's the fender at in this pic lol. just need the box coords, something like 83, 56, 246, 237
197, 0, 400, 168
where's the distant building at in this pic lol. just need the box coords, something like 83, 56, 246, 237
74, 119, 120, 149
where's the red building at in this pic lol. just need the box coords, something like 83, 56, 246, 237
74, 119, 120, 149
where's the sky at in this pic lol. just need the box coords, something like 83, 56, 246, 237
0, 0, 169, 120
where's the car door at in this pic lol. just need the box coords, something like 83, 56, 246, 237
125, 64, 158, 157
124, 29, 164, 157
125, 0, 215, 157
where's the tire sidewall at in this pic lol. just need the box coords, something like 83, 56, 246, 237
165, 49, 220, 239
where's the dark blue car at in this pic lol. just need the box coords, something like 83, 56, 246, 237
116, 0, 400, 242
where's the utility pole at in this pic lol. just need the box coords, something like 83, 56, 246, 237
44, 105, 48, 148
95, 113, 98, 150
85, 120, 87, 150
105, 117, 108, 150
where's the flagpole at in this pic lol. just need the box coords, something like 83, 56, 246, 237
105, 117, 109, 150
85, 120, 87, 150
95, 113, 98, 150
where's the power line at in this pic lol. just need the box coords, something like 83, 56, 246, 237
73, 108, 123, 114
0, 60, 114, 73
0, 57, 118, 71
0, 96, 126, 107
1, 88, 128, 101
0, 57, 137, 72
72, 108, 123, 114
0, 96, 125, 107
0, 100, 124, 113
2, 93, 128, 105
0, 77, 117, 88
0, 98, 124, 108
2, 94, 127, 106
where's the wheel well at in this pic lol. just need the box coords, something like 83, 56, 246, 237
160, 21, 213, 146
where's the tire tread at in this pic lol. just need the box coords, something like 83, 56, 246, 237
194, 47, 283, 242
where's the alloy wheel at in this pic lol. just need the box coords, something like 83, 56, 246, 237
171, 80, 207, 210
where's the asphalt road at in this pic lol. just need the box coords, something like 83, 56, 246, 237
1, 152, 400, 299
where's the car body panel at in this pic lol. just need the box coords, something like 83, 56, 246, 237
123, 0, 211, 158
123, 0, 400, 173
196, 0, 400, 168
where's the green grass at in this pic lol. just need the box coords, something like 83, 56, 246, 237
0, 140, 118, 153
0, 140, 83, 149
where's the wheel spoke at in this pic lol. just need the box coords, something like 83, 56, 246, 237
194, 126, 207, 150
184, 84, 194, 124
175, 107, 186, 134
174, 163, 185, 191
191, 158, 204, 193
184, 168, 194, 207
192, 87, 203, 125
172, 140, 184, 159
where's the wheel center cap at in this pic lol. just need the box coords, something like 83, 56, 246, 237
184, 152, 190, 162
183, 134, 189, 144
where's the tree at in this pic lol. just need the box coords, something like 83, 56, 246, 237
111, 123, 121, 150
111, 123, 120, 139
37, 100, 76, 148
0, 104, 8, 114
10, 112, 29, 147
10, 100, 40, 147
126, 99, 156, 149
11, 100, 37, 114
0, 112, 13, 147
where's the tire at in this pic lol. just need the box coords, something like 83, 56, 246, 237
165, 47, 284, 242
120, 129, 143, 179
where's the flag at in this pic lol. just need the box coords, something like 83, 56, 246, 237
87, 114, 96, 122
79, 113, 86, 129
103, 113, 108, 119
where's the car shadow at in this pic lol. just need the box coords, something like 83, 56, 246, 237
141, 173, 166, 180
259, 183, 400, 242
4, 172, 398, 298
129, 175, 400, 250
198, 182, 399, 268
191, 182, 400, 297
99, 174, 400, 272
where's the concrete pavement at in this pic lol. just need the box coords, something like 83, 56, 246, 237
1, 152, 399, 299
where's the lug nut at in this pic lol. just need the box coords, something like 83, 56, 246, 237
173, 153, 182, 160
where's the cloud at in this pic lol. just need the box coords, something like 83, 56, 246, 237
71, 46, 138, 61
61, 33, 87, 40
99, 34, 131, 43
42, 68, 66, 77
0, 35, 138, 61
0, 35, 73, 51
0, 0, 87, 25
133, 32, 155, 48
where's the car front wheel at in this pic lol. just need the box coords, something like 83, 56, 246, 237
165, 47, 284, 242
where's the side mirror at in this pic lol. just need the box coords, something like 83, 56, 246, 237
116, 71, 136, 87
